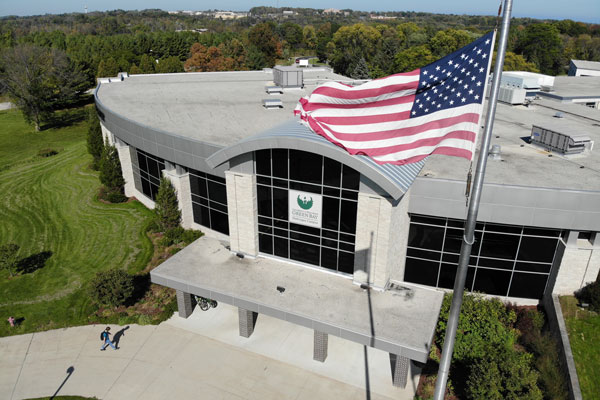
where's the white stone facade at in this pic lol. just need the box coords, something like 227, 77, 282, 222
554, 246, 600, 294
225, 171, 258, 256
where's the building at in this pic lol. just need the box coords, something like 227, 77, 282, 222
94, 67, 600, 391
568, 59, 600, 77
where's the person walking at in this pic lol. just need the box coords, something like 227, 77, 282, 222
100, 327, 117, 351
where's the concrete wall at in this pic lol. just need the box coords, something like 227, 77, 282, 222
555, 247, 600, 295
353, 192, 411, 289
225, 171, 258, 256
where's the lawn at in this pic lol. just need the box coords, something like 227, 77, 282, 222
560, 296, 600, 400
0, 108, 155, 337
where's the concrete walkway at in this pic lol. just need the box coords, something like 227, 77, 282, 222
0, 102, 14, 111
0, 303, 420, 400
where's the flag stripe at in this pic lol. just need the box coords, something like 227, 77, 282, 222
297, 94, 416, 111
312, 81, 420, 100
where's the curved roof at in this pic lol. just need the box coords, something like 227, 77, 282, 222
206, 119, 424, 200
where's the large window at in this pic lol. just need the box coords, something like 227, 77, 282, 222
404, 215, 563, 299
132, 149, 165, 200
256, 149, 359, 275
189, 169, 229, 235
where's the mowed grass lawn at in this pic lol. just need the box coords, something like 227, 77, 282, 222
0, 108, 154, 337
560, 296, 600, 400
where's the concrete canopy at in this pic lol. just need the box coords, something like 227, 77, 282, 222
206, 119, 425, 201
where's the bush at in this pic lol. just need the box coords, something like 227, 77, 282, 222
138, 314, 152, 325
145, 218, 160, 233
576, 280, 600, 312
89, 269, 134, 307
38, 148, 58, 157
466, 347, 542, 400
105, 191, 127, 203
181, 229, 203, 244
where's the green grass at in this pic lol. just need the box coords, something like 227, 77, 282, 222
0, 108, 155, 337
560, 296, 600, 400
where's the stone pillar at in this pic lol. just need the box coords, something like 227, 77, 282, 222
162, 166, 194, 229
554, 247, 600, 294
113, 140, 137, 199
100, 122, 115, 146
353, 190, 411, 289
391, 354, 410, 388
313, 331, 328, 362
225, 171, 259, 256
238, 308, 257, 338
176, 290, 194, 318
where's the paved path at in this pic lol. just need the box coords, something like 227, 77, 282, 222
0, 102, 14, 111
0, 303, 420, 400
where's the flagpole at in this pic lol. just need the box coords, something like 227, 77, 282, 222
432, 1, 513, 399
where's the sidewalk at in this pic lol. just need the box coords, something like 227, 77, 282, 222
0, 303, 420, 400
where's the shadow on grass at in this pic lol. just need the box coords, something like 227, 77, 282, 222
42, 108, 88, 130
16, 251, 53, 274
127, 273, 152, 306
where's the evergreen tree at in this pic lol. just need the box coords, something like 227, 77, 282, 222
87, 108, 104, 170
155, 177, 181, 232
139, 54, 155, 74
156, 56, 183, 73
97, 57, 119, 77
350, 57, 370, 79
98, 143, 125, 194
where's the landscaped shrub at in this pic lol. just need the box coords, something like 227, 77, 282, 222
89, 269, 134, 307
38, 148, 58, 157
466, 346, 542, 400
105, 191, 127, 203
576, 280, 600, 312
155, 177, 181, 232
181, 229, 203, 244
436, 293, 518, 363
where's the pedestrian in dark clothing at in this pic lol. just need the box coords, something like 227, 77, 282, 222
100, 326, 117, 350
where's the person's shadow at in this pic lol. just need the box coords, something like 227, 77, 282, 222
113, 326, 130, 349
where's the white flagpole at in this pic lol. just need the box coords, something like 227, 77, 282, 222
432, 0, 514, 399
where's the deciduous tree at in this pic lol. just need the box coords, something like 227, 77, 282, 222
0, 243, 20, 277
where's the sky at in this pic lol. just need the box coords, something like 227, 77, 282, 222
1, 0, 599, 24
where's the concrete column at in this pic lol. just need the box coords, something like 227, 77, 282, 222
113, 140, 136, 198
225, 171, 259, 256
353, 190, 411, 289
238, 308, 257, 338
176, 290, 194, 318
391, 354, 410, 388
313, 331, 328, 362
100, 122, 115, 146
554, 248, 600, 294
162, 167, 194, 229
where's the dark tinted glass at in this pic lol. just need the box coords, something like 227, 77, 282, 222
290, 241, 320, 265
508, 272, 547, 299
257, 186, 272, 217
404, 258, 439, 286
290, 181, 321, 193
408, 224, 444, 250
472, 268, 511, 296
272, 188, 288, 220
289, 150, 322, 184
438, 263, 457, 289
210, 210, 229, 235
517, 236, 557, 263
442, 253, 459, 264
411, 215, 445, 226
322, 197, 340, 230
323, 158, 341, 187
515, 262, 551, 273
342, 190, 358, 200
479, 232, 519, 259
137, 153, 147, 171
208, 180, 227, 204
290, 231, 320, 245
272, 149, 288, 179
338, 251, 355, 274
274, 237, 288, 258
477, 257, 514, 270
321, 247, 338, 270
340, 201, 357, 233
259, 234, 273, 254
407, 248, 440, 261
255, 150, 271, 175
485, 223, 522, 234
341, 165, 360, 190
523, 227, 561, 237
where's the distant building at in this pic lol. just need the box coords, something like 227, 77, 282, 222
323, 8, 341, 14
369, 14, 397, 20
214, 11, 248, 19
568, 59, 600, 77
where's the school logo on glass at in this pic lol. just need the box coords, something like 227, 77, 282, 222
289, 189, 322, 228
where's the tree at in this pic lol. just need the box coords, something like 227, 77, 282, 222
97, 57, 119, 77
393, 45, 435, 73
248, 22, 281, 68
89, 269, 134, 307
138, 54, 155, 74
328, 24, 381, 76
155, 176, 181, 232
0, 243, 20, 277
350, 57, 370, 79
303, 25, 317, 50
99, 143, 125, 195
156, 56, 183, 73
0, 44, 87, 130
514, 23, 564, 75
87, 108, 104, 170
499, 51, 539, 73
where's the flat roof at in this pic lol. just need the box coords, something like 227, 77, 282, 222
544, 76, 600, 99
150, 236, 444, 362
96, 70, 600, 192
571, 59, 600, 71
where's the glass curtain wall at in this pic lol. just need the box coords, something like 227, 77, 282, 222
189, 169, 229, 235
255, 149, 359, 274
404, 214, 563, 299
132, 149, 165, 200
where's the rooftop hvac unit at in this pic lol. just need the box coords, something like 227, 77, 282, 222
273, 66, 303, 88
530, 125, 593, 155
498, 87, 526, 105
263, 98, 283, 109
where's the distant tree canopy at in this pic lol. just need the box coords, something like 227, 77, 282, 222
0, 44, 87, 130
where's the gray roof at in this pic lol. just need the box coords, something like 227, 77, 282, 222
207, 119, 425, 199
571, 59, 600, 71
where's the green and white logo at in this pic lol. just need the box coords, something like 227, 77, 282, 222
297, 195, 313, 210
289, 189, 322, 228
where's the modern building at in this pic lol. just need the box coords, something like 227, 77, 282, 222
568, 59, 600, 77
94, 67, 600, 391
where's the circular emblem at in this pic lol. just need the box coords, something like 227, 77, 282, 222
297, 195, 313, 210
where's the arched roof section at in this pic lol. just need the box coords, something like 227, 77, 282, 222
206, 120, 424, 200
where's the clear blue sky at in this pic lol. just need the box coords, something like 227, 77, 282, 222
1, 1, 599, 23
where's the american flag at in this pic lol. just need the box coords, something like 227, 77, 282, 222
295, 31, 496, 165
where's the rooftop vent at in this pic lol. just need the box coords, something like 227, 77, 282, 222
530, 125, 593, 155
273, 66, 303, 88
265, 85, 283, 94
554, 112, 564, 118
489, 144, 502, 160
263, 98, 283, 109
